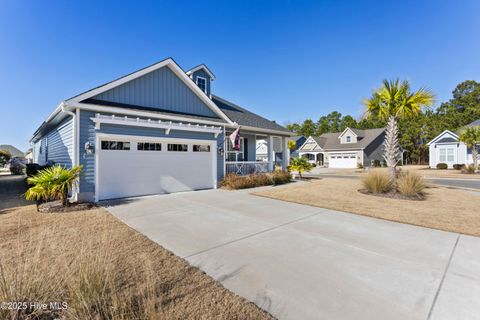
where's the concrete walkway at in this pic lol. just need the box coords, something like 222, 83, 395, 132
104, 188, 480, 320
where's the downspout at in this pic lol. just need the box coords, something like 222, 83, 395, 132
61, 103, 78, 202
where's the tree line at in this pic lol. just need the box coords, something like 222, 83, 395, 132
286, 80, 480, 164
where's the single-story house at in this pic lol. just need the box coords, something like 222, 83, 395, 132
427, 119, 480, 168
297, 127, 389, 168
30, 58, 293, 201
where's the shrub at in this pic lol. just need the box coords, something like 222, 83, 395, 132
221, 171, 291, 189
361, 170, 393, 194
0, 150, 11, 167
461, 164, 476, 174
396, 171, 426, 197
289, 157, 312, 178
25, 165, 83, 206
453, 164, 465, 170
270, 170, 291, 185
9, 157, 25, 175
357, 163, 364, 169
436, 163, 448, 170
372, 159, 381, 167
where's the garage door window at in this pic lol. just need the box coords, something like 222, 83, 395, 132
168, 144, 188, 152
137, 142, 161, 151
101, 141, 130, 150
193, 145, 210, 152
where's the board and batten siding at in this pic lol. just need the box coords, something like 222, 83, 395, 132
90, 65, 218, 118
78, 110, 224, 202
32, 117, 73, 167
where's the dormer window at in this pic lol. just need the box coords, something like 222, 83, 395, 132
196, 76, 207, 93
346, 136, 351, 143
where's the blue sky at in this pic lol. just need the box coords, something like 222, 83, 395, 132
1, 0, 479, 151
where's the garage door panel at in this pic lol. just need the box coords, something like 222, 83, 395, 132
329, 153, 357, 168
97, 137, 215, 200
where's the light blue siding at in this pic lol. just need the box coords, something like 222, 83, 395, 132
90, 66, 217, 118
32, 118, 73, 166
78, 110, 224, 201
46, 118, 73, 167
191, 69, 211, 96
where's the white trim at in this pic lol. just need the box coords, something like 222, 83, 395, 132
67, 58, 232, 124
186, 64, 216, 80
196, 76, 208, 94
90, 113, 222, 137
94, 133, 217, 201
298, 136, 324, 152
427, 130, 459, 146
338, 127, 357, 139
229, 124, 294, 137
65, 101, 225, 126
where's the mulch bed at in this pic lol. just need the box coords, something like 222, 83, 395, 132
38, 200, 96, 213
358, 189, 425, 201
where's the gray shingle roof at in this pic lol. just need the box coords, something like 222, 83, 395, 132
455, 119, 480, 134
212, 95, 291, 133
310, 128, 385, 150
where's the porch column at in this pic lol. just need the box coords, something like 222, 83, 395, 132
267, 135, 274, 171
282, 137, 289, 170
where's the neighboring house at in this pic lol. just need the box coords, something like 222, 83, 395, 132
298, 127, 388, 168
30, 58, 292, 202
427, 119, 480, 168
0, 145, 25, 158
256, 135, 305, 162
24, 148, 33, 163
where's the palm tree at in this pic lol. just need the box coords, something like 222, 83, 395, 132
289, 157, 312, 179
25, 165, 83, 206
363, 79, 434, 179
458, 126, 480, 171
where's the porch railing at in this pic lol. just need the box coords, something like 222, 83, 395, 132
225, 161, 272, 175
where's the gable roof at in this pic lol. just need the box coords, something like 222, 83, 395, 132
0, 145, 24, 157
301, 128, 385, 151
427, 130, 459, 145
320, 128, 385, 150
212, 95, 291, 133
66, 58, 231, 124
186, 64, 216, 80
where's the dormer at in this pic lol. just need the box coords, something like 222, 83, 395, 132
339, 127, 360, 144
186, 64, 215, 98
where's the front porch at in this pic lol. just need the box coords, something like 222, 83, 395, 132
298, 151, 325, 166
224, 131, 290, 175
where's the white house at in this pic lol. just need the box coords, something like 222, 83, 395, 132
427, 119, 480, 168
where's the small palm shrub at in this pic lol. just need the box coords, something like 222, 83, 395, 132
25, 165, 83, 206
361, 170, 393, 194
436, 163, 448, 169
289, 157, 312, 178
453, 164, 465, 170
396, 171, 426, 197
461, 164, 476, 174
372, 159, 381, 167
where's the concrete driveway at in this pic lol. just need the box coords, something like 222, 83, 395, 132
104, 188, 480, 320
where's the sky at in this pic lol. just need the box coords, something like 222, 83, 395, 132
1, 0, 479, 151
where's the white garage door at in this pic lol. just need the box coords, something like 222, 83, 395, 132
97, 136, 216, 200
329, 153, 358, 168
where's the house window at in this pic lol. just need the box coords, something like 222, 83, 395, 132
439, 149, 446, 162
137, 142, 161, 151
226, 137, 244, 161
346, 136, 351, 143
196, 77, 207, 93
193, 145, 210, 152
101, 141, 130, 150
167, 144, 188, 152
447, 148, 454, 162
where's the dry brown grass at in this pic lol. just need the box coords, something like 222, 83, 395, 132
0, 206, 272, 320
253, 178, 480, 237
